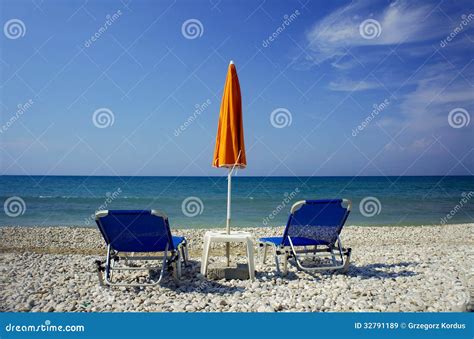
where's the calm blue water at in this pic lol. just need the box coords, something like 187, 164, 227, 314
0, 176, 473, 228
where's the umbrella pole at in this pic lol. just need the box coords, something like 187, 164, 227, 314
226, 168, 232, 266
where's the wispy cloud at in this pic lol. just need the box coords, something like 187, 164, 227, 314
301, 0, 473, 134
399, 64, 474, 128
305, 0, 446, 65
328, 78, 380, 91
379, 62, 474, 131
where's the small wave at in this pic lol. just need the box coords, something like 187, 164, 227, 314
38, 196, 82, 199
35, 195, 145, 200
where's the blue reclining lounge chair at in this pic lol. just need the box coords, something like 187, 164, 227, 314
259, 199, 351, 275
95, 210, 188, 286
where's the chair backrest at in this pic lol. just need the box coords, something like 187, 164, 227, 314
282, 199, 351, 246
95, 210, 174, 252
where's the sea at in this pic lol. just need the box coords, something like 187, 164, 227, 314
0, 175, 473, 228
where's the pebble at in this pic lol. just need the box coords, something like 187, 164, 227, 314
0, 224, 472, 313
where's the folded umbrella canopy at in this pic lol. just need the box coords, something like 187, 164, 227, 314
213, 60, 247, 264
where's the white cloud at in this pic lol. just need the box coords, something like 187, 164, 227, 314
305, 0, 445, 65
300, 0, 473, 138
328, 78, 380, 91
411, 138, 433, 149
379, 62, 474, 131
330, 59, 358, 70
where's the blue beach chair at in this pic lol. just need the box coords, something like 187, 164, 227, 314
259, 199, 352, 275
95, 210, 188, 286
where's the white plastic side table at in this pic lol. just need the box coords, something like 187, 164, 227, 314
200, 231, 255, 280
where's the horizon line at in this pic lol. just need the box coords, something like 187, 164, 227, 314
1, 174, 472, 178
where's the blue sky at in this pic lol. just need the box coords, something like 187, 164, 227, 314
1, 0, 473, 176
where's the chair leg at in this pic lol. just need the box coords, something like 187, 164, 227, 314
105, 245, 112, 283
282, 251, 289, 276
173, 251, 182, 279
261, 244, 268, 264
246, 239, 255, 280
183, 242, 189, 264
180, 246, 185, 264
330, 248, 337, 266
179, 242, 188, 266
200, 235, 211, 276
273, 246, 281, 275
341, 248, 351, 273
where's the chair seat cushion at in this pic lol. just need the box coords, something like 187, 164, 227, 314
259, 236, 329, 247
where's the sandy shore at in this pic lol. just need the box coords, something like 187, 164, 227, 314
0, 224, 472, 312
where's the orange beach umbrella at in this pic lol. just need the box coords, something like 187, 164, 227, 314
212, 60, 247, 238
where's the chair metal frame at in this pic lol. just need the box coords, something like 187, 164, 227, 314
259, 199, 352, 276
95, 210, 188, 287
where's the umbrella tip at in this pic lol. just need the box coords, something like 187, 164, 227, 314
229, 60, 234, 65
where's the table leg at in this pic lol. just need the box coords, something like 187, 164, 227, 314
201, 235, 211, 276
246, 238, 255, 280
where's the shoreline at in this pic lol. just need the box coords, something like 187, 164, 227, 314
0, 221, 467, 229
1, 224, 472, 312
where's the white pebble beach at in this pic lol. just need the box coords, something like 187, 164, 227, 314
0, 224, 472, 312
